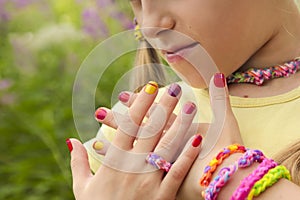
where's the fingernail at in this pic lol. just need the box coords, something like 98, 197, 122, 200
168, 83, 181, 97
214, 73, 226, 88
183, 102, 196, 114
95, 108, 107, 121
93, 141, 104, 150
144, 81, 158, 94
118, 92, 130, 103
66, 138, 73, 152
192, 134, 203, 147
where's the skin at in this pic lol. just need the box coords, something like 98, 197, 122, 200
133, 0, 300, 199
131, 0, 300, 96
69, 0, 300, 199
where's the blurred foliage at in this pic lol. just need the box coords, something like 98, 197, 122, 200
0, 0, 134, 199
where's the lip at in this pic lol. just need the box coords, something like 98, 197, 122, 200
162, 43, 199, 63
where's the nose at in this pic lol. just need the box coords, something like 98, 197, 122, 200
141, 3, 175, 39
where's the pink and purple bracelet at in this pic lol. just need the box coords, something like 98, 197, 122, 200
202, 149, 266, 200
230, 158, 278, 200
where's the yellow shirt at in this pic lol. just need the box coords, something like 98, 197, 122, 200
85, 82, 300, 172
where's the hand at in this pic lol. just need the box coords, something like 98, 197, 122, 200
93, 83, 208, 157
68, 81, 203, 200
177, 73, 244, 199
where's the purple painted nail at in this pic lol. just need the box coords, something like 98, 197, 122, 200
118, 92, 130, 103
168, 83, 181, 97
183, 102, 196, 114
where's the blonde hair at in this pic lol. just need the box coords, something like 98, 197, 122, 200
131, 40, 167, 92
273, 140, 300, 185
131, 1, 300, 184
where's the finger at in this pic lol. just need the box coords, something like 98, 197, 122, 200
209, 73, 231, 120
199, 73, 235, 158
134, 83, 182, 152
113, 81, 159, 149
92, 138, 111, 156
209, 73, 242, 143
95, 107, 118, 129
118, 91, 137, 107
159, 134, 202, 199
67, 139, 93, 195
155, 101, 197, 162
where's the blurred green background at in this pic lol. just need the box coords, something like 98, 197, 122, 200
0, 0, 134, 199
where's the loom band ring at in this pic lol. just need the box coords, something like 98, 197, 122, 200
102, 142, 175, 173
145, 152, 172, 172
112, 104, 168, 139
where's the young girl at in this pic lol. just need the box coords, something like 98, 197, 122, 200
67, 0, 300, 199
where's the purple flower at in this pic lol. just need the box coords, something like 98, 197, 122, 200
12, 0, 33, 8
0, 79, 13, 90
97, 0, 114, 7
111, 11, 134, 30
82, 7, 109, 39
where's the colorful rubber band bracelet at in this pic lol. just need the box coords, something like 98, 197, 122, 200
200, 144, 247, 187
202, 149, 266, 200
247, 165, 291, 200
230, 158, 277, 200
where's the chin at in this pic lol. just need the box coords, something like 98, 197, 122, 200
168, 62, 209, 89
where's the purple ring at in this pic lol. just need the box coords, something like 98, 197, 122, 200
146, 152, 172, 172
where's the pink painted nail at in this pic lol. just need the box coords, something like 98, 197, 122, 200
95, 108, 107, 121
192, 134, 203, 147
66, 139, 73, 152
214, 73, 226, 88
118, 92, 130, 103
183, 102, 196, 114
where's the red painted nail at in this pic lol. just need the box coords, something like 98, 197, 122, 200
214, 73, 226, 88
192, 134, 203, 147
66, 139, 73, 152
183, 102, 196, 114
95, 108, 107, 121
118, 92, 130, 103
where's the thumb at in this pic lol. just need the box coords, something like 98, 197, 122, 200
67, 138, 93, 193
209, 73, 231, 119
199, 73, 231, 158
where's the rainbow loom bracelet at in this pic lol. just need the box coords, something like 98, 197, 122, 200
247, 165, 291, 200
230, 158, 278, 200
200, 144, 247, 187
202, 149, 266, 200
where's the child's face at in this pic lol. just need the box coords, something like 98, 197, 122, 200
131, 0, 277, 88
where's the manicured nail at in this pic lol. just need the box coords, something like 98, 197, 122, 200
192, 134, 203, 147
118, 92, 130, 103
214, 73, 226, 88
93, 141, 104, 150
168, 83, 181, 97
95, 108, 107, 121
183, 102, 196, 114
66, 139, 73, 152
144, 81, 158, 94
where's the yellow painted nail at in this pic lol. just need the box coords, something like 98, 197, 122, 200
144, 81, 158, 94
93, 141, 104, 150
